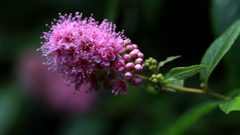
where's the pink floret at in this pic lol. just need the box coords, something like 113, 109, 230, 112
112, 78, 128, 95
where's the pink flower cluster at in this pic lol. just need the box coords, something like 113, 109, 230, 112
39, 12, 144, 95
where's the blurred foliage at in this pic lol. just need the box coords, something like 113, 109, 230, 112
1, 0, 240, 135
167, 102, 218, 135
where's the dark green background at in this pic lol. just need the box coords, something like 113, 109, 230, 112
1, 0, 240, 134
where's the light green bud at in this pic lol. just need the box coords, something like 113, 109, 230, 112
144, 62, 150, 67
152, 59, 157, 65
149, 66, 155, 71
156, 74, 164, 80
145, 59, 150, 63
152, 79, 158, 83
151, 65, 157, 70
151, 74, 156, 78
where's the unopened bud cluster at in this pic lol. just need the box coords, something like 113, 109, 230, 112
144, 57, 158, 73
123, 39, 144, 86
149, 73, 164, 90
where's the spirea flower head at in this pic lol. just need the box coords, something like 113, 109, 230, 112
38, 12, 144, 95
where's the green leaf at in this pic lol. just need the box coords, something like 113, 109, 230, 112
219, 91, 240, 114
211, 0, 240, 88
166, 65, 208, 81
163, 72, 184, 92
219, 98, 240, 114
157, 56, 181, 72
167, 102, 218, 135
164, 80, 184, 92
200, 19, 240, 85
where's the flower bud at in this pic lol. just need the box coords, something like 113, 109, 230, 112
135, 58, 143, 65
131, 44, 138, 49
144, 62, 150, 67
123, 54, 132, 62
145, 59, 150, 63
152, 79, 158, 83
124, 38, 132, 46
130, 49, 140, 58
156, 74, 164, 81
137, 52, 144, 58
125, 62, 135, 71
135, 64, 143, 74
151, 74, 156, 78
126, 45, 133, 52
151, 59, 157, 65
132, 77, 142, 85
149, 66, 155, 71
124, 72, 133, 80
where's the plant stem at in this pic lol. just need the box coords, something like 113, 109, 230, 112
137, 75, 231, 101
166, 83, 231, 101
136, 74, 149, 80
